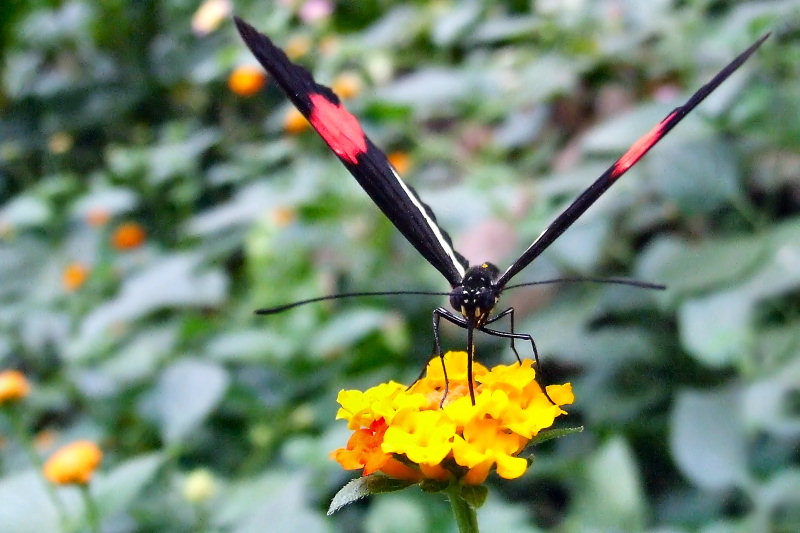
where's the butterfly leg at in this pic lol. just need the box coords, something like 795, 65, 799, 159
484, 307, 523, 363
427, 307, 473, 405
409, 307, 461, 391
479, 324, 555, 405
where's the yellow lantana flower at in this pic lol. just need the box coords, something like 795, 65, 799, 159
0, 370, 29, 404
43, 440, 103, 485
331, 351, 573, 485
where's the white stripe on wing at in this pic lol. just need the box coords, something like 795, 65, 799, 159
389, 166, 466, 280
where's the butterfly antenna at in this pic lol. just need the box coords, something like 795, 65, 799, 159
255, 289, 452, 315
503, 277, 666, 292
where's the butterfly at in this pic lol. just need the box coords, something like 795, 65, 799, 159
235, 17, 768, 404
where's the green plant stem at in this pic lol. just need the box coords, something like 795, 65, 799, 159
447, 483, 479, 533
3, 408, 69, 528
80, 484, 101, 533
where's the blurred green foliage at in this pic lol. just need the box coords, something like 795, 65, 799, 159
1, 0, 799, 531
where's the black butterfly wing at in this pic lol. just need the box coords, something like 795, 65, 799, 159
234, 17, 468, 287
496, 33, 769, 289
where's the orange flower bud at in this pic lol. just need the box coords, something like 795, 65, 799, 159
284, 108, 310, 134
34, 429, 59, 452
85, 209, 110, 227
228, 66, 267, 96
387, 151, 412, 175
43, 441, 103, 485
269, 206, 295, 227
62, 262, 89, 291
0, 370, 29, 404
111, 222, 146, 250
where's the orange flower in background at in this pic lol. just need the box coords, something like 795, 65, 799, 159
228, 66, 267, 97
269, 206, 296, 227
62, 262, 89, 291
85, 209, 111, 227
284, 107, 310, 134
44, 440, 103, 485
331, 352, 574, 485
34, 429, 59, 452
111, 222, 146, 250
331, 72, 363, 100
388, 151, 412, 175
0, 370, 29, 404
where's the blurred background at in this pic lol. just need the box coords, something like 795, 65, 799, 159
0, 0, 798, 531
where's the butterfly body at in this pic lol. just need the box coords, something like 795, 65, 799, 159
450, 263, 501, 328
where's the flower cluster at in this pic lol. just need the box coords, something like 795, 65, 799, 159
331, 351, 573, 485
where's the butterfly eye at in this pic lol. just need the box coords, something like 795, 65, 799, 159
449, 288, 466, 310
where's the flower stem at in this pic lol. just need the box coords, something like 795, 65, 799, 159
4, 408, 69, 528
80, 484, 101, 533
447, 483, 479, 533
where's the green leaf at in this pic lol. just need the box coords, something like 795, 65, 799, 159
431, 0, 481, 47
460, 484, 488, 509
742, 356, 800, 438
145, 359, 230, 444
679, 290, 755, 367
0, 471, 61, 532
419, 478, 449, 493
477, 500, 543, 533
76, 253, 228, 344
678, 240, 800, 366
564, 437, 647, 532
328, 474, 415, 515
528, 426, 584, 447
670, 387, 747, 490
636, 235, 767, 297
93, 453, 165, 518
309, 309, 396, 357
216, 471, 330, 533
364, 493, 431, 533
0, 194, 51, 229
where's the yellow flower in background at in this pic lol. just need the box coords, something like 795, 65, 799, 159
284, 107, 310, 134
0, 370, 29, 404
47, 132, 73, 154
285, 34, 312, 60
228, 66, 267, 97
331, 72, 363, 100
331, 352, 573, 485
191, 0, 231, 36
44, 440, 103, 485
183, 468, 217, 503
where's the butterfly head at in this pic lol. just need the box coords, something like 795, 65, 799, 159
450, 263, 500, 327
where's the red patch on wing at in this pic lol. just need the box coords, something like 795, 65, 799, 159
610, 111, 677, 179
309, 93, 368, 164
